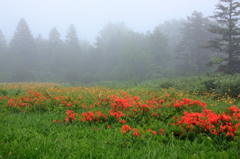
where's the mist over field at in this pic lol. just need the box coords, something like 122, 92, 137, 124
0, 0, 239, 83
1, 2, 240, 158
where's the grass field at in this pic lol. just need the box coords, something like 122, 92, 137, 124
0, 81, 240, 159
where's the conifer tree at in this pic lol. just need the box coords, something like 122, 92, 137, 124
0, 29, 7, 52
207, 0, 240, 74
9, 18, 37, 81
49, 27, 62, 50
0, 29, 9, 77
65, 24, 80, 51
9, 18, 35, 60
176, 11, 214, 74
48, 27, 64, 73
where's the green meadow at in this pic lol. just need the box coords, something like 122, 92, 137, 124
0, 76, 240, 159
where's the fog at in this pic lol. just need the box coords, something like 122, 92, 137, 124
1, 0, 218, 43
2, 0, 237, 83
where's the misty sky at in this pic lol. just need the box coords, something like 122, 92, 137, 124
1, 0, 219, 44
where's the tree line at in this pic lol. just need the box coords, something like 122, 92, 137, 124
0, 0, 239, 83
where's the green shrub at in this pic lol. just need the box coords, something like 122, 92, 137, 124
0, 89, 8, 96
160, 81, 175, 89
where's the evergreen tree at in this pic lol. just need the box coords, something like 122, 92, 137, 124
9, 18, 35, 60
176, 11, 214, 75
9, 18, 37, 81
207, 0, 240, 74
65, 24, 80, 51
48, 27, 64, 73
63, 24, 81, 83
35, 34, 49, 70
35, 34, 48, 57
0, 29, 7, 52
149, 28, 170, 67
0, 29, 9, 81
48, 27, 63, 52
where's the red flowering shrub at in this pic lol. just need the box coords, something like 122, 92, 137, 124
172, 106, 240, 140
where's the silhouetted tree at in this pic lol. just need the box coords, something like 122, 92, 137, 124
35, 34, 48, 57
9, 18, 37, 81
48, 27, 64, 73
35, 34, 49, 71
65, 24, 80, 52
149, 28, 170, 67
206, 0, 240, 74
0, 29, 7, 52
63, 24, 81, 83
9, 18, 36, 61
176, 11, 214, 75
48, 27, 63, 54
0, 29, 10, 81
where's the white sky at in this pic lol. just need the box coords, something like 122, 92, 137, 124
1, 0, 219, 44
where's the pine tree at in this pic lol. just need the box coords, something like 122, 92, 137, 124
48, 27, 64, 73
65, 24, 80, 50
150, 27, 170, 67
63, 24, 81, 82
207, 0, 240, 74
9, 18, 35, 60
48, 27, 62, 50
0, 29, 9, 77
176, 11, 214, 74
0, 29, 7, 52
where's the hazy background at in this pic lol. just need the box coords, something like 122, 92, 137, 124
2, 0, 232, 83
1, 0, 219, 43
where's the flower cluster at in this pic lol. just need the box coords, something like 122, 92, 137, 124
172, 106, 240, 139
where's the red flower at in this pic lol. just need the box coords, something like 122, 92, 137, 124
53, 120, 62, 123
220, 114, 231, 121
132, 96, 139, 101
107, 125, 111, 128
152, 131, 157, 135
28, 90, 33, 94
228, 106, 238, 113
159, 129, 165, 135
132, 129, 140, 137
152, 113, 157, 117
66, 103, 71, 107
120, 125, 132, 134
119, 120, 126, 124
